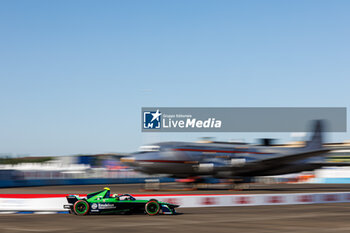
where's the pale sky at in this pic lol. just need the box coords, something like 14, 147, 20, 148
0, 0, 349, 155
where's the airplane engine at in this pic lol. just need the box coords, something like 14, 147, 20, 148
231, 158, 246, 167
193, 163, 214, 173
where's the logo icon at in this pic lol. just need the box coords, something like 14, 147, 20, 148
143, 109, 162, 129
91, 203, 98, 209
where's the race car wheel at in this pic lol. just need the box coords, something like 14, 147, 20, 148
145, 200, 160, 216
73, 200, 90, 216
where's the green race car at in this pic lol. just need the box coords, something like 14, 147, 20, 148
63, 187, 179, 216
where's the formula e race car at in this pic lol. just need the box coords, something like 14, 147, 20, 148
63, 187, 179, 216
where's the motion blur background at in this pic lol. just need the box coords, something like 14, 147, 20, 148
1, 0, 350, 187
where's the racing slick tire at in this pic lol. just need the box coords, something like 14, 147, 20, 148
145, 200, 160, 216
73, 200, 90, 216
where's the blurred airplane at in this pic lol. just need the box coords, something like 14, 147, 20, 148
121, 120, 348, 184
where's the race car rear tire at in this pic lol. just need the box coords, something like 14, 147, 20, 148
145, 200, 160, 216
73, 200, 90, 216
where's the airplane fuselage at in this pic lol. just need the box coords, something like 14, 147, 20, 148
122, 141, 325, 178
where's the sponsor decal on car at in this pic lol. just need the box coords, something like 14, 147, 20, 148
98, 203, 115, 209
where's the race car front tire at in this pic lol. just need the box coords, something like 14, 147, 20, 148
145, 200, 160, 216
73, 200, 90, 216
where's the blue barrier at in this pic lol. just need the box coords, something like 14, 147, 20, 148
0, 177, 175, 188
314, 178, 350, 184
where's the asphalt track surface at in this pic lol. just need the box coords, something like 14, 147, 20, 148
1, 204, 350, 233
2, 183, 350, 194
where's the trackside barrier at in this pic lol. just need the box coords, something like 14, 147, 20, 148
1, 192, 350, 212
0, 177, 175, 188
